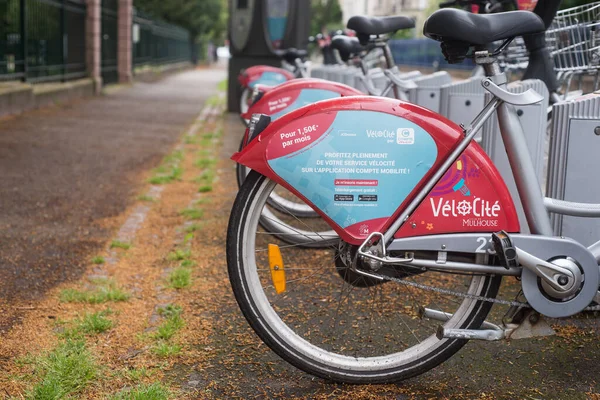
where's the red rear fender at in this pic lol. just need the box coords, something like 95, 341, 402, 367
241, 78, 363, 120
238, 65, 295, 89
234, 96, 519, 244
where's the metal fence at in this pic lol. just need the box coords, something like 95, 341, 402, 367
1, 2, 193, 84
132, 9, 191, 69
389, 38, 475, 71
0, 0, 87, 83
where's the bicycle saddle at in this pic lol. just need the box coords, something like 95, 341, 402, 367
424, 9, 544, 46
274, 48, 308, 63
348, 15, 415, 44
331, 36, 364, 62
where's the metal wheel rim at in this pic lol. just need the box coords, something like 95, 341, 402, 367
241, 177, 490, 371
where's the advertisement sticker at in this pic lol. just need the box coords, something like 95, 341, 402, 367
266, 110, 438, 236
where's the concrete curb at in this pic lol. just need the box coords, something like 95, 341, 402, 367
0, 78, 95, 119
133, 62, 195, 83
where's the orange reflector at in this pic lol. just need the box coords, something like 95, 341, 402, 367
268, 244, 286, 294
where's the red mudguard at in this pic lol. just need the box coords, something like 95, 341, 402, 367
233, 96, 520, 245
241, 78, 363, 120
238, 65, 295, 88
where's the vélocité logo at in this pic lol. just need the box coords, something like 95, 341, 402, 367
430, 197, 501, 218
397, 128, 415, 145
366, 129, 395, 139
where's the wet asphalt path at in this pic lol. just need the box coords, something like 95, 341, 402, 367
0, 68, 226, 331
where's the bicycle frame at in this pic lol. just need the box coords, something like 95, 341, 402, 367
243, 37, 417, 110
380, 60, 600, 261
375, 58, 600, 319
358, 40, 416, 100
235, 55, 600, 274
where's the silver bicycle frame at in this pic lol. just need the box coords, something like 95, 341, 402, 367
294, 58, 309, 78
370, 57, 600, 263
355, 41, 413, 101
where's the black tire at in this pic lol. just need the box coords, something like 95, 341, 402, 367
235, 138, 246, 190
240, 87, 251, 115
227, 172, 502, 383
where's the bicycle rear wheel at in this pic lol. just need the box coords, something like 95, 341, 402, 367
227, 172, 502, 383
240, 87, 251, 115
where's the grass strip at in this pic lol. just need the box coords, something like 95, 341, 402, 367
110, 240, 131, 250
148, 150, 184, 185
143, 305, 185, 359
28, 338, 98, 399
121, 367, 152, 383
154, 310, 184, 340
109, 382, 170, 400
62, 310, 113, 338
152, 342, 182, 358
184, 223, 204, 233
137, 194, 156, 202
196, 170, 215, 193
194, 157, 216, 170
168, 267, 191, 289
77, 311, 113, 335
180, 208, 204, 220
92, 256, 105, 264
180, 259, 196, 268
166, 249, 191, 261
60, 280, 130, 304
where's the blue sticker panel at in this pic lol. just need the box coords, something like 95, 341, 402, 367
267, 111, 438, 228
249, 71, 288, 88
270, 89, 343, 120
268, 17, 287, 43
266, 0, 288, 47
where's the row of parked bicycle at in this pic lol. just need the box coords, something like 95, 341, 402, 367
225, 0, 600, 386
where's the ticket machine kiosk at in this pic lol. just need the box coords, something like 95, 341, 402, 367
228, 0, 310, 112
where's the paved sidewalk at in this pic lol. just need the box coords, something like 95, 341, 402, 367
0, 67, 226, 331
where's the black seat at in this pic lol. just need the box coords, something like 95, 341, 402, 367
423, 9, 545, 46
348, 15, 415, 37
274, 48, 308, 63
331, 36, 364, 62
